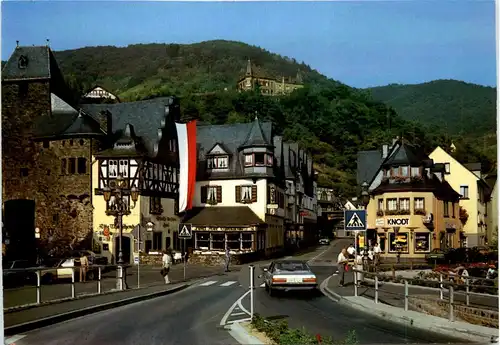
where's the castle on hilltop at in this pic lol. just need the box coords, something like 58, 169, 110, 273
237, 60, 303, 96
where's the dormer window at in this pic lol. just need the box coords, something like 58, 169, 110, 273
401, 166, 409, 177
207, 156, 228, 169
411, 167, 420, 176
244, 153, 273, 167
245, 154, 253, 167
255, 153, 265, 166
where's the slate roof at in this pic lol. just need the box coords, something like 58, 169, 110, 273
382, 143, 426, 167
2, 46, 52, 80
240, 116, 273, 148
196, 120, 273, 180
357, 150, 382, 185
182, 206, 264, 227
32, 93, 105, 139
81, 97, 177, 155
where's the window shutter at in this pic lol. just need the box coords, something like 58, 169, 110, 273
201, 186, 208, 203
235, 186, 241, 203
216, 186, 222, 203
251, 185, 258, 202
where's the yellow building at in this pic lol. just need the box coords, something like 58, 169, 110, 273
429, 147, 491, 247
237, 59, 303, 96
364, 141, 462, 261
485, 174, 497, 246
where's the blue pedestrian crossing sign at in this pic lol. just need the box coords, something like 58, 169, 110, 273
344, 210, 367, 231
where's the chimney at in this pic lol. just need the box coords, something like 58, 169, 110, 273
382, 144, 389, 159
392, 137, 399, 147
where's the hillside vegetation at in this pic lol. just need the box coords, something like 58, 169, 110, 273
367, 80, 496, 136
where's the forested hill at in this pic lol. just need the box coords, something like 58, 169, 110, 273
367, 80, 496, 137
52, 40, 342, 101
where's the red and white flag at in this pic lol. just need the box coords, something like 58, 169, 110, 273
175, 120, 197, 213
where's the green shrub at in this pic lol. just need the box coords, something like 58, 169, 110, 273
251, 313, 359, 345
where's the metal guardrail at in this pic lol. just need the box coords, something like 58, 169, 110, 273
349, 268, 498, 323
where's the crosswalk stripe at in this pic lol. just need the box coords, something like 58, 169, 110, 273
5, 335, 27, 345
220, 281, 237, 287
200, 280, 218, 286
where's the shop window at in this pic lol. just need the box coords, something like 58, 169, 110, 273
226, 233, 240, 250
242, 233, 253, 249
145, 240, 152, 254
379, 237, 386, 252
211, 233, 225, 250
77, 157, 87, 174
414, 233, 430, 253
152, 232, 162, 251
196, 233, 209, 249
389, 233, 409, 253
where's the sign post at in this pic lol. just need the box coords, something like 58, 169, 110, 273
344, 210, 367, 286
178, 223, 192, 281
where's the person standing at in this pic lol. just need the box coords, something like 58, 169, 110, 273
162, 250, 172, 284
373, 242, 381, 268
80, 253, 89, 282
337, 248, 349, 287
224, 246, 231, 272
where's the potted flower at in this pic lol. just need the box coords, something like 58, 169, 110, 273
459, 207, 469, 224
414, 208, 426, 216
376, 210, 384, 217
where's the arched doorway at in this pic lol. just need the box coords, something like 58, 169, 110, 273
114, 235, 131, 264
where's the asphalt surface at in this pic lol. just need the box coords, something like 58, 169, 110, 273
237, 241, 470, 344
13, 274, 246, 345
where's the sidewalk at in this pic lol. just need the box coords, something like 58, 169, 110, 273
321, 273, 498, 343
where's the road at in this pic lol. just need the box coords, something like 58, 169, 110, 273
10, 241, 468, 344
236, 241, 468, 344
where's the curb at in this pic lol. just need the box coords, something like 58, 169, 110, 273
319, 276, 497, 343
228, 322, 265, 345
4, 283, 190, 336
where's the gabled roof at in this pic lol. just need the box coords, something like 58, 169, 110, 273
430, 146, 484, 182
382, 142, 426, 167
2, 46, 52, 80
97, 124, 148, 158
206, 142, 231, 155
357, 150, 382, 185
239, 116, 273, 149
182, 206, 264, 227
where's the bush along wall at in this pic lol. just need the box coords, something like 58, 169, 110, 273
251, 314, 359, 345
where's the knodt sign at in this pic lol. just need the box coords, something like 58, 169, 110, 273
387, 218, 410, 226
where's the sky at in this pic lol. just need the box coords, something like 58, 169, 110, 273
1, 1, 496, 88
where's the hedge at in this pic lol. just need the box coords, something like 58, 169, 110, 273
251, 313, 359, 345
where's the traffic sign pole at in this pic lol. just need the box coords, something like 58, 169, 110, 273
178, 223, 192, 282
183, 239, 186, 281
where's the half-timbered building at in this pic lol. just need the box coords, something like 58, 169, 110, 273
83, 97, 181, 264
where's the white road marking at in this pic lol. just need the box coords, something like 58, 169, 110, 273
259, 283, 265, 288
220, 281, 237, 287
231, 312, 247, 316
220, 290, 251, 326
5, 335, 27, 344
199, 280, 217, 286
307, 245, 333, 263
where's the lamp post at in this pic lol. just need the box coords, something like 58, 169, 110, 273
102, 175, 139, 289
360, 182, 370, 261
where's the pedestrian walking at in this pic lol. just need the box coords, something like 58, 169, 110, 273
224, 245, 231, 272
80, 253, 89, 282
337, 248, 349, 287
161, 250, 172, 284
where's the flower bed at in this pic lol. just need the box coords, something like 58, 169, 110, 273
250, 314, 359, 345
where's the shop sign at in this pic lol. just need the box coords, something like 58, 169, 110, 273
375, 219, 385, 226
387, 218, 410, 226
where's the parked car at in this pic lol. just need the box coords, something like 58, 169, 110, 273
319, 238, 330, 245
262, 260, 317, 297
67, 250, 108, 266
40, 258, 99, 283
3, 260, 37, 288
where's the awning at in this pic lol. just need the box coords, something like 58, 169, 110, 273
182, 207, 264, 228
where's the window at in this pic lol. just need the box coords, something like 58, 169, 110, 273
208, 186, 217, 203
109, 160, 118, 178
386, 198, 398, 211
411, 167, 420, 176
241, 186, 252, 201
377, 199, 384, 211
201, 186, 221, 204
227, 233, 240, 250
389, 233, 409, 253
244, 154, 253, 167
401, 166, 409, 177
119, 160, 129, 177
452, 202, 456, 218
107, 195, 129, 212
414, 198, 425, 211
207, 156, 228, 169
242, 233, 253, 249
43, 141, 49, 148
444, 163, 450, 174
79, 139, 85, 146
391, 167, 398, 176
152, 232, 162, 251
165, 237, 171, 251
18, 82, 28, 99
150, 197, 163, 215
267, 154, 273, 166
68, 158, 76, 174
69, 140, 74, 146
211, 233, 225, 250
20, 168, 28, 177
399, 198, 410, 211
444, 202, 449, 217
52, 214, 59, 223
77, 158, 87, 174
254, 153, 265, 166
61, 159, 67, 174
460, 185, 469, 199
414, 233, 430, 253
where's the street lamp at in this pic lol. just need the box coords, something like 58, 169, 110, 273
102, 175, 139, 265
361, 181, 370, 208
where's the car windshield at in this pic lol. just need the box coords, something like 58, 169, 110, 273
275, 262, 309, 272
